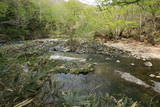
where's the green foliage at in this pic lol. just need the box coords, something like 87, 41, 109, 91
0, 2, 8, 18
99, 0, 160, 44
0, 0, 160, 43
0, 0, 138, 41
0, 0, 56, 41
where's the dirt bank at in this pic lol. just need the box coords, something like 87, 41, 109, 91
104, 39, 160, 60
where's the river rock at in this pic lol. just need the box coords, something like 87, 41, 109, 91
144, 61, 152, 67
50, 55, 86, 62
131, 63, 135, 66
149, 74, 156, 78
63, 48, 71, 52
115, 70, 150, 88
151, 80, 160, 93
116, 60, 120, 63
88, 58, 92, 61
93, 63, 98, 65
142, 58, 146, 61
156, 76, 160, 79
105, 58, 111, 60
23, 68, 29, 72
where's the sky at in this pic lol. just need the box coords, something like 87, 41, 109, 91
64, 0, 98, 5
79, 0, 97, 5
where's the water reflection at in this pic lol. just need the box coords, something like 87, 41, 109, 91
51, 52, 160, 105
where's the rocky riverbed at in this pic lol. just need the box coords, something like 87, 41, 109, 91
1, 38, 160, 106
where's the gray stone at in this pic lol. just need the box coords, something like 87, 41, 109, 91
144, 61, 152, 67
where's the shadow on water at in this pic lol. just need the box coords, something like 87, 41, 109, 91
52, 53, 160, 106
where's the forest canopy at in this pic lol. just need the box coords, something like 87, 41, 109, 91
0, 0, 160, 44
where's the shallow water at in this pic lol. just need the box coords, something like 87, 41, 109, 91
51, 52, 160, 106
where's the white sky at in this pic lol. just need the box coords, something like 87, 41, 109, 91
64, 0, 98, 5
79, 0, 97, 5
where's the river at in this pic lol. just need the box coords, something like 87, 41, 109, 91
50, 52, 160, 106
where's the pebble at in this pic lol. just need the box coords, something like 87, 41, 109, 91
156, 76, 160, 79
93, 63, 98, 65
88, 58, 92, 61
116, 60, 120, 63
105, 58, 111, 60
149, 74, 156, 78
63, 48, 70, 52
59, 66, 65, 69
131, 63, 135, 66
143, 58, 146, 61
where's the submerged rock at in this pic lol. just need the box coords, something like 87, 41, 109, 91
115, 70, 150, 88
50, 55, 86, 62
144, 61, 152, 67
105, 57, 111, 61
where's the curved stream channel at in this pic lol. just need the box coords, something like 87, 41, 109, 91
50, 52, 160, 105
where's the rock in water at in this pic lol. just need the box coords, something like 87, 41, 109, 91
151, 80, 160, 93
105, 57, 111, 61
115, 70, 150, 88
144, 61, 152, 67
50, 55, 86, 62
63, 48, 71, 52
116, 60, 120, 63
156, 76, 160, 79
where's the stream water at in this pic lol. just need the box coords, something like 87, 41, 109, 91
51, 52, 160, 106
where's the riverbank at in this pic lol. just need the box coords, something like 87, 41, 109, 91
104, 39, 160, 60
1, 38, 160, 61
35, 38, 160, 60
